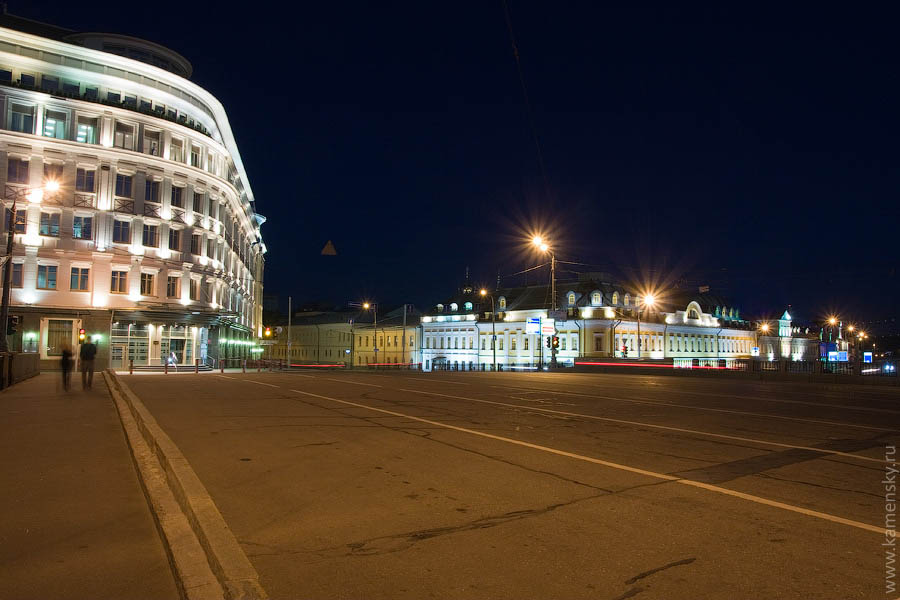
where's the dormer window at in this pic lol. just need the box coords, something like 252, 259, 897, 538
436, 303, 444, 313
591, 292, 601, 306
464, 301, 473, 311
498, 296, 507, 310
567, 292, 576, 306
611, 292, 619, 305
450, 303, 458, 312
687, 309, 700, 319
623, 294, 630, 307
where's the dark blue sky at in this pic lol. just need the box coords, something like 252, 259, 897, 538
25, 3, 900, 330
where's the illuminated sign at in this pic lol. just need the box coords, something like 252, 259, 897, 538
863, 352, 873, 363
540, 318, 556, 336
751, 346, 759, 357
526, 318, 540, 334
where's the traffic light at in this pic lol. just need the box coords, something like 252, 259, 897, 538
264, 327, 272, 338
545, 336, 551, 348
78, 328, 86, 343
6, 315, 17, 335
622, 344, 628, 357
552, 336, 560, 349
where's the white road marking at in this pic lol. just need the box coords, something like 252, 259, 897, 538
288, 388, 886, 536
489, 384, 898, 433
323, 378, 382, 388
392, 387, 886, 464
215, 375, 236, 380
245, 380, 279, 388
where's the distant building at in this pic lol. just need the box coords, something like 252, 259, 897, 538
0, 12, 266, 369
420, 278, 759, 371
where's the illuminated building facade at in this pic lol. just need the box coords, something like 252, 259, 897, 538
420, 278, 758, 371
0, 14, 265, 369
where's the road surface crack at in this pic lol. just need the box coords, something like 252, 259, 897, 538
625, 557, 696, 585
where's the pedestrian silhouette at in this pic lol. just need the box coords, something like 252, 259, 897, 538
60, 342, 73, 391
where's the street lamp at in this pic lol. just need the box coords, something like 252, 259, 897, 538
1, 181, 60, 353
480, 289, 497, 371
636, 293, 656, 359
362, 302, 378, 367
532, 235, 557, 368
759, 323, 770, 334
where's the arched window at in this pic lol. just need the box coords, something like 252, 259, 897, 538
611, 292, 619, 305
687, 308, 699, 319
591, 292, 602, 306
715, 306, 720, 316
464, 301, 473, 311
436, 304, 444, 313
721, 306, 727, 319
567, 292, 576, 306
623, 294, 630, 307
450, 302, 458, 312
729, 308, 734, 318
498, 296, 507, 310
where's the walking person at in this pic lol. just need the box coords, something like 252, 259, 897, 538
80, 337, 97, 390
60, 342, 73, 391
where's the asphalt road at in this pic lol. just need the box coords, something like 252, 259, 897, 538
124, 370, 899, 600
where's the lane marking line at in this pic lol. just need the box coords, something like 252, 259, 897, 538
322, 378, 382, 388
215, 375, 236, 380
245, 380, 279, 388
488, 385, 898, 433
287, 388, 885, 536
391, 387, 887, 464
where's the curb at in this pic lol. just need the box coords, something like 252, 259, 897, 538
104, 369, 267, 600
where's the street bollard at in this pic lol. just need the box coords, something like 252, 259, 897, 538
195, 358, 199, 374
220, 359, 224, 373
129, 359, 134, 375
164, 360, 168, 375
242, 360, 246, 374
257, 360, 261, 373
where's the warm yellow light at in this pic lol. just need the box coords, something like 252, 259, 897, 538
847, 325, 854, 332
26, 189, 43, 203
760, 323, 770, 333
643, 294, 656, 307
44, 180, 60, 192
532, 236, 543, 246
362, 302, 370, 310
480, 289, 487, 296
828, 316, 837, 326
539, 243, 549, 252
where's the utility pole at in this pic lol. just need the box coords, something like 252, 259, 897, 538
401, 303, 407, 367
287, 296, 292, 366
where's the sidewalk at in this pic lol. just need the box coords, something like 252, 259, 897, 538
0, 374, 179, 600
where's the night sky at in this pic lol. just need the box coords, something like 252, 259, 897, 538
22, 3, 900, 330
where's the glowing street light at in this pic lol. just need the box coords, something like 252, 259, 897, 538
532, 235, 558, 368
0, 181, 61, 353
635, 292, 658, 359
760, 323, 770, 334
480, 289, 497, 371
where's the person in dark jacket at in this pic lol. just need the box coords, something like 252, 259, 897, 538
60, 342, 73, 391
79, 339, 97, 390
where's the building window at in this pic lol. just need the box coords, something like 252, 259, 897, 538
142, 129, 160, 156
206, 238, 215, 258
7, 158, 28, 184
524, 337, 529, 351
110, 270, 127, 293
561, 337, 567, 351
43, 109, 67, 139
140, 273, 155, 296
44, 163, 64, 184
76, 116, 98, 144
84, 86, 98, 100
189, 278, 199, 300
70, 267, 89, 291
193, 192, 204, 213
591, 292, 602, 305
572, 337, 578, 351
115, 174, 133, 197
498, 338, 504, 351
142, 224, 159, 247
511, 338, 517, 351
75, 168, 95, 192
623, 294, 630, 307
145, 180, 160, 203
166, 276, 180, 298
612, 292, 619, 305
481, 338, 486, 350
73, 216, 92, 239
567, 292, 576, 306
687, 308, 699, 319
190, 234, 201, 255
113, 122, 135, 150
436, 303, 443, 312
39, 212, 60, 237
168, 228, 181, 251
190, 146, 201, 168
464, 301, 473, 311
11, 262, 22, 287
112, 220, 131, 244
9, 102, 34, 134
169, 139, 183, 162
171, 186, 183, 208
450, 302, 458, 312
498, 296, 506, 310
46, 319, 72, 356
37, 265, 57, 289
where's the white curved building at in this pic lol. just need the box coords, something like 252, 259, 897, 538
0, 14, 266, 369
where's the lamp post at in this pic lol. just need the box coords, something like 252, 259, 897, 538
0, 181, 60, 353
480, 289, 496, 371
532, 236, 557, 368
636, 293, 656, 359
362, 302, 377, 367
